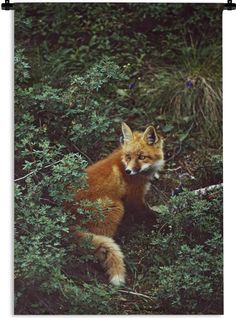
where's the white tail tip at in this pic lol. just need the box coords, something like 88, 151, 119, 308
110, 275, 125, 287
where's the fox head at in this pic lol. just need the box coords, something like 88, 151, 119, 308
121, 122, 164, 177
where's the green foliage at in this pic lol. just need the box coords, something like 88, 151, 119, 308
14, 3, 223, 315
15, 50, 121, 314
151, 191, 223, 314
15, 3, 223, 148
155, 242, 222, 314
122, 190, 223, 314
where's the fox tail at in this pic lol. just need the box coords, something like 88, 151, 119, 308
76, 232, 126, 286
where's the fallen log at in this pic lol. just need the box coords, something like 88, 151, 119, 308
191, 183, 223, 196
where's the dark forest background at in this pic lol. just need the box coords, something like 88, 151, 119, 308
15, 3, 223, 314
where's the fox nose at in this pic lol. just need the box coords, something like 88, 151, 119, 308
125, 168, 140, 175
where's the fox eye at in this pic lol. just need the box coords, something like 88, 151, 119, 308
125, 154, 131, 161
138, 154, 146, 160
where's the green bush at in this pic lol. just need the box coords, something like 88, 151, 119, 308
14, 50, 124, 314
122, 190, 223, 314
15, 3, 223, 148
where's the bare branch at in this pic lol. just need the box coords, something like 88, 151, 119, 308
14, 159, 63, 182
118, 289, 155, 300
69, 142, 93, 164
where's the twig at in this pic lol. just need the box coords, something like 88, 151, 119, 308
118, 289, 155, 301
178, 172, 196, 180
14, 159, 63, 182
166, 166, 182, 172
158, 222, 169, 233
69, 141, 93, 164
151, 184, 169, 202
14, 170, 37, 182
166, 141, 182, 163
166, 122, 194, 163
39, 197, 56, 205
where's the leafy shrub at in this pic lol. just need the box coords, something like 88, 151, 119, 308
15, 3, 223, 147
14, 50, 125, 314
121, 190, 223, 314
155, 241, 223, 314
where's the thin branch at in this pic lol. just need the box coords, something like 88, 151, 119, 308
151, 183, 169, 202
118, 289, 155, 301
166, 141, 182, 163
166, 122, 194, 163
14, 147, 93, 183
39, 197, 56, 205
14, 159, 63, 182
166, 166, 182, 172
158, 222, 169, 234
68, 141, 93, 164
14, 170, 37, 182
178, 172, 196, 180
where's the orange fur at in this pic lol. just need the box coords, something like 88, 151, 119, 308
71, 123, 164, 285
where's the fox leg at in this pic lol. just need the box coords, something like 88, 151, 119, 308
76, 232, 126, 286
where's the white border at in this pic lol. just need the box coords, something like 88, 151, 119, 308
0, 6, 14, 318
1, 1, 236, 317
223, 9, 236, 318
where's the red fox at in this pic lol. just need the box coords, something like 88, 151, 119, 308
72, 123, 164, 286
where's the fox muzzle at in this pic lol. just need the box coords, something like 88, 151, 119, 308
125, 168, 140, 175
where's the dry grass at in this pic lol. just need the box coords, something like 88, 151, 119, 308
141, 42, 222, 145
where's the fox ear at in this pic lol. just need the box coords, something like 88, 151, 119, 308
121, 122, 133, 143
143, 126, 159, 145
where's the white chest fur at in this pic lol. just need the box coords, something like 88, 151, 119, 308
144, 182, 151, 195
